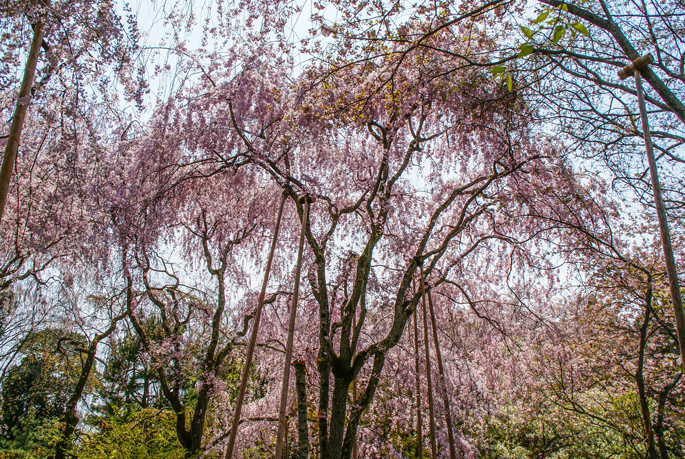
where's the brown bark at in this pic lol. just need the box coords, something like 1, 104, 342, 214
294, 360, 309, 459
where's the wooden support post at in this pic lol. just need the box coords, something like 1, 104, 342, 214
424, 284, 457, 459
275, 195, 313, 458
224, 191, 288, 459
412, 279, 423, 459
0, 15, 47, 222
352, 307, 358, 459
619, 54, 685, 374
417, 269, 437, 459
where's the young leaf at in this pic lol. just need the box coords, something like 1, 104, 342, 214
560, 3, 569, 11
518, 43, 534, 57
507, 74, 513, 92
489, 66, 506, 74
520, 26, 534, 38
553, 25, 566, 44
534, 10, 550, 24
571, 22, 590, 36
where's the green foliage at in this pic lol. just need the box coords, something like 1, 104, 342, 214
0, 329, 85, 455
76, 408, 185, 459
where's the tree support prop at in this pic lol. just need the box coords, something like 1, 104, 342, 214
417, 269, 437, 459
412, 280, 423, 459
423, 281, 457, 459
620, 54, 685, 374
275, 195, 313, 458
0, 15, 47, 222
224, 191, 287, 459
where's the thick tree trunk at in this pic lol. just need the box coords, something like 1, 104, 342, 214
294, 360, 309, 459
328, 372, 353, 459
0, 16, 47, 222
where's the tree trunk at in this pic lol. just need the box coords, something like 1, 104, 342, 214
636, 305, 658, 459
295, 360, 309, 459
54, 315, 122, 459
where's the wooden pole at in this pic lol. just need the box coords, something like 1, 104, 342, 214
275, 195, 312, 458
0, 16, 47, 222
224, 191, 288, 459
619, 54, 685, 373
413, 280, 423, 459
424, 283, 457, 459
419, 272, 438, 459
352, 307, 358, 459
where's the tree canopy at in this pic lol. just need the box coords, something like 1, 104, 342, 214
0, 1, 683, 458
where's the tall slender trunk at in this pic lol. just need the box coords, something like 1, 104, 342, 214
636, 304, 658, 459
55, 343, 99, 459
0, 14, 47, 222
55, 315, 123, 459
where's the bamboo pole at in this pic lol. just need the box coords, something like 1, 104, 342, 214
275, 195, 312, 458
419, 272, 438, 459
352, 307, 358, 459
619, 54, 685, 374
0, 16, 47, 222
413, 280, 423, 459
224, 191, 288, 459
423, 282, 457, 459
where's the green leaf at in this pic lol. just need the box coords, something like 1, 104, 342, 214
571, 22, 589, 36
507, 74, 513, 92
560, 2, 568, 11
520, 26, 534, 38
489, 66, 506, 74
518, 43, 534, 57
553, 25, 566, 44
534, 10, 550, 24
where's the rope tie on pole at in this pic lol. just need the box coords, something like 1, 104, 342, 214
275, 194, 314, 458
224, 190, 288, 459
